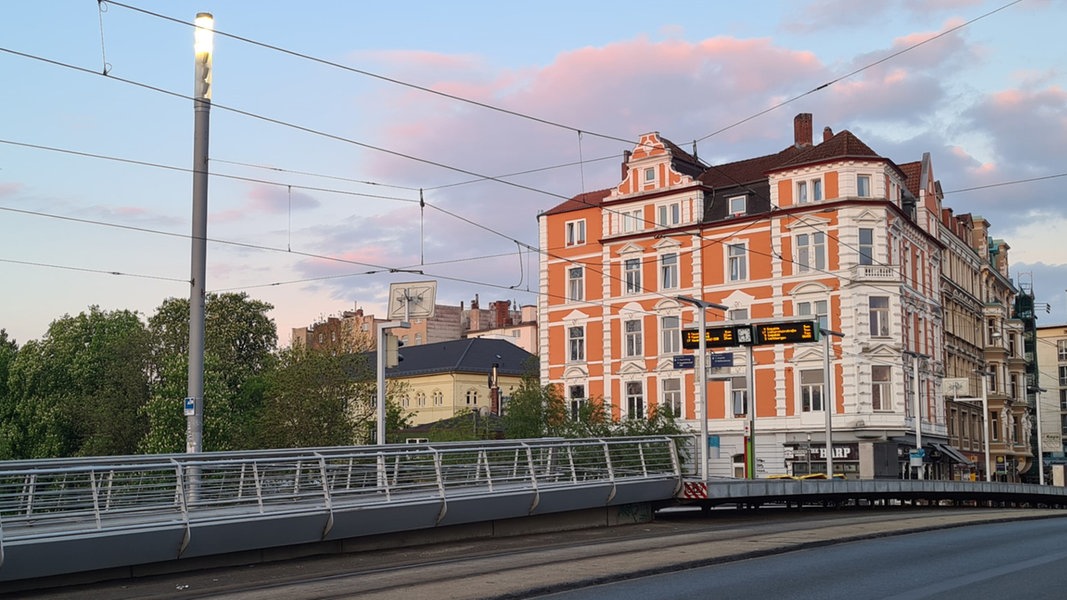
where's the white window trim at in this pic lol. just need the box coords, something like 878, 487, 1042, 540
565, 219, 586, 247
729, 195, 746, 216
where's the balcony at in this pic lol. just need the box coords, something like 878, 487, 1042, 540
850, 265, 900, 283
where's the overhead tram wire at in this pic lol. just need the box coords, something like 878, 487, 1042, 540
0, 46, 572, 206
105, 0, 1020, 165
0, 139, 421, 205
7, 5, 1018, 279
5, 3, 1033, 321
691, 0, 1023, 144
0, 257, 188, 284
102, 0, 641, 150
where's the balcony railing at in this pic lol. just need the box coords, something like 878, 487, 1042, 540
851, 265, 899, 282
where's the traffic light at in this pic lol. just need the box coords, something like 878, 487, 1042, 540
385, 334, 404, 368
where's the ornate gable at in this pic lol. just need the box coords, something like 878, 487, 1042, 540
612, 133, 699, 198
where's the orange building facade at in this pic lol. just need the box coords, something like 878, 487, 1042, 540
538, 114, 955, 479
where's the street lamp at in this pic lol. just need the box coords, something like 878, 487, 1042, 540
977, 369, 993, 482
821, 328, 844, 478
1030, 385, 1047, 485
904, 351, 930, 479
186, 12, 213, 456
677, 296, 729, 482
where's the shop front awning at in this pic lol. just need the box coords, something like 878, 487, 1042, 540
932, 442, 974, 466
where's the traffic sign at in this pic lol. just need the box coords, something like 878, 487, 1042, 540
672, 355, 695, 369
709, 353, 734, 367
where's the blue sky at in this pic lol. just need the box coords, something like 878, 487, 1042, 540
2, 0, 1065, 345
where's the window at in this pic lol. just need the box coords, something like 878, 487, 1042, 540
568, 326, 585, 362
857, 174, 871, 197
729, 195, 746, 216
624, 319, 643, 357
401, 394, 410, 408
660, 253, 679, 289
801, 369, 824, 412
565, 220, 586, 246
731, 376, 748, 417
569, 385, 586, 419
416, 392, 427, 407
434, 391, 444, 406
626, 381, 645, 419
869, 296, 890, 337
1058, 365, 1067, 387
622, 209, 642, 233
1009, 374, 1019, 401
728, 308, 748, 321
872, 365, 891, 411
644, 167, 655, 182
657, 202, 681, 226
568, 267, 584, 302
661, 315, 680, 354
1058, 340, 1067, 362
663, 378, 682, 418
859, 228, 874, 265
798, 179, 823, 203
796, 232, 826, 273
797, 300, 828, 332
624, 258, 642, 294
990, 412, 999, 441
728, 243, 747, 281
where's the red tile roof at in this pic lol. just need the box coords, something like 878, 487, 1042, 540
541, 188, 610, 216
898, 161, 922, 197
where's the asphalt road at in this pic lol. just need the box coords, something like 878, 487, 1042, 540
7, 507, 1062, 599
538, 516, 1067, 599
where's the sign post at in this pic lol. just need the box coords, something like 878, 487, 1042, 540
676, 296, 729, 482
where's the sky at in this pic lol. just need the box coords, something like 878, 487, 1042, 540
2, 0, 1066, 347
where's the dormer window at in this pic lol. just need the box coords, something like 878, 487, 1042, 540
729, 195, 746, 216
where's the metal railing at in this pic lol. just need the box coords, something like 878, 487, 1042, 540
0, 436, 683, 550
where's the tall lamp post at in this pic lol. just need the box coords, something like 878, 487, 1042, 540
904, 351, 930, 479
821, 328, 844, 477
1031, 386, 1047, 485
186, 12, 213, 456
977, 369, 992, 482
677, 296, 729, 482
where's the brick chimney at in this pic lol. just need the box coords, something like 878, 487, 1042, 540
622, 150, 632, 180
823, 126, 833, 142
794, 113, 813, 147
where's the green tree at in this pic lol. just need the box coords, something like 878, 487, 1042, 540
143, 293, 277, 452
503, 367, 568, 439
3, 308, 151, 458
255, 340, 413, 448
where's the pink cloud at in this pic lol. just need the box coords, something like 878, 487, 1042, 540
212, 184, 320, 223
0, 182, 24, 197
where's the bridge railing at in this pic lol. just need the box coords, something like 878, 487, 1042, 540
0, 436, 684, 547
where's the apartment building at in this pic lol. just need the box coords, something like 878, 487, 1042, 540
538, 113, 1023, 480
1036, 324, 1067, 461
291, 295, 533, 351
